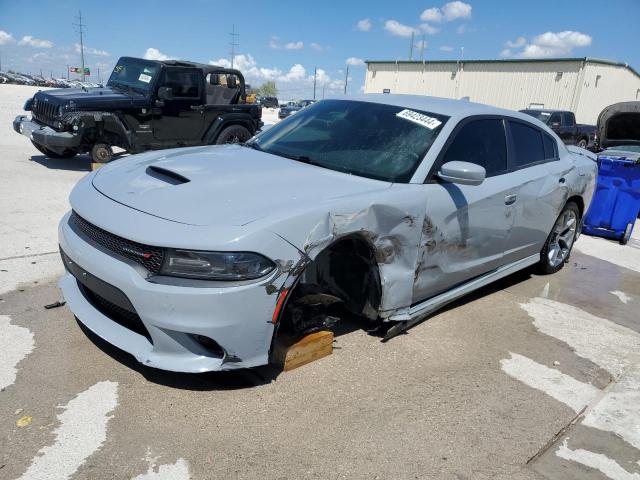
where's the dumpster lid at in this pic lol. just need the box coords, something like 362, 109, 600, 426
597, 101, 640, 148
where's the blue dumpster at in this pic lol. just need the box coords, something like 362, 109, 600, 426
583, 154, 640, 244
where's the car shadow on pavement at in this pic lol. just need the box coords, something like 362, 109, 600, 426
76, 320, 284, 391
30, 154, 92, 171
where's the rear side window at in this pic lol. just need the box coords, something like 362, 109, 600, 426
442, 119, 507, 176
542, 134, 558, 159
510, 121, 545, 167
162, 69, 201, 98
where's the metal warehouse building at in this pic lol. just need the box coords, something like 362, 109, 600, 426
364, 57, 640, 124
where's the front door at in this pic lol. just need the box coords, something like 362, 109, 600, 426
413, 118, 517, 303
153, 68, 205, 142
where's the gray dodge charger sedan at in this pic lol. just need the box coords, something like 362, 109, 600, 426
58, 95, 597, 372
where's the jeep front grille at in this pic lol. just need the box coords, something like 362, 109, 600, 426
32, 99, 59, 126
69, 211, 165, 274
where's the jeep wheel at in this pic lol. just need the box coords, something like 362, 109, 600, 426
215, 125, 252, 145
31, 140, 76, 159
91, 143, 113, 163
577, 138, 588, 149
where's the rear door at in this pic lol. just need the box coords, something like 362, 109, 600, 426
413, 117, 518, 302
153, 67, 205, 142
502, 119, 572, 264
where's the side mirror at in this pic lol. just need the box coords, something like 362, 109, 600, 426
157, 86, 173, 101
437, 161, 486, 186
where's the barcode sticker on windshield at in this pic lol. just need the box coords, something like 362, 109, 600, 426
138, 74, 152, 83
396, 109, 442, 130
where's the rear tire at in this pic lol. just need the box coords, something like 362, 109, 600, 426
577, 138, 588, 149
537, 202, 581, 274
31, 140, 76, 159
215, 125, 252, 145
620, 223, 633, 245
90, 143, 113, 163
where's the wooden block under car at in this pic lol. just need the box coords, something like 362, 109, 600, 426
283, 330, 334, 371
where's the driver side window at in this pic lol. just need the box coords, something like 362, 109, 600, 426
442, 119, 508, 176
161, 69, 201, 99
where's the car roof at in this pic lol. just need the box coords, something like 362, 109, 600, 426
327, 93, 538, 123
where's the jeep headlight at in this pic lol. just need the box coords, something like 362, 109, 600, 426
160, 249, 276, 281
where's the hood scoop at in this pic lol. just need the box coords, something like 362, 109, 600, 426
146, 165, 190, 185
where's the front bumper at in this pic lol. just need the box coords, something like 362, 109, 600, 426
58, 211, 283, 372
13, 115, 81, 152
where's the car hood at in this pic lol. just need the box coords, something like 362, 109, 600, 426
33, 86, 146, 109
91, 145, 391, 226
597, 101, 640, 148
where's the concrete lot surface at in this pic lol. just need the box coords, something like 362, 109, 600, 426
1, 84, 639, 480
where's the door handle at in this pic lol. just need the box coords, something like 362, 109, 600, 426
190, 105, 204, 112
505, 194, 517, 205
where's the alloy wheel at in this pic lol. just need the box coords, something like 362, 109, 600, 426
547, 210, 578, 267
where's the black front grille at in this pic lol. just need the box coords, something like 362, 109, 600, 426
32, 98, 59, 126
78, 280, 152, 342
70, 211, 165, 274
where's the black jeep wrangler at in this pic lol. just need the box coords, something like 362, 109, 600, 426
13, 57, 262, 162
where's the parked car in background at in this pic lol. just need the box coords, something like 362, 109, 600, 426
278, 99, 316, 119
13, 56, 262, 163
520, 109, 595, 149
258, 96, 279, 108
58, 95, 596, 373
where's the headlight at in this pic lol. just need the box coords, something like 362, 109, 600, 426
160, 249, 276, 281
24, 98, 34, 111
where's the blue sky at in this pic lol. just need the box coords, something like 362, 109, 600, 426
1, 0, 638, 98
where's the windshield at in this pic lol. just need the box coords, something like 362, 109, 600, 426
107, 58, 159, 93
252, 99, 448, 182
522, 110, 553, 124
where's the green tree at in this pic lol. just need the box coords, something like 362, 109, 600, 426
257, 81, 278, 97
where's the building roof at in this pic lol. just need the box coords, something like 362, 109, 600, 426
365, 57, 640, 80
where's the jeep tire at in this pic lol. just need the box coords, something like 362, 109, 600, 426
215, 125, 252, 145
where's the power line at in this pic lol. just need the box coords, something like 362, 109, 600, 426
72, 10, 86, 82
229, 24, 239, 69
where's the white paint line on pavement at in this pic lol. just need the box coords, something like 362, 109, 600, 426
17, 381, 119, 480
521, 297, 640, 378
611, 290, 631, 305
500, 353, 599, 413
583, 365, 640, 451
575, 235, 640, 274
130, 458, 191, 480
556, 439, 640, 480
0, 315, 34, 391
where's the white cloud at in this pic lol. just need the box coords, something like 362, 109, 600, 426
356, 18, 371, 31
0, 30, 15, 45
506, 36, 526, 49
18, 35, 53, 48
421, 8, 443, 23
143, 47, 173, 61
346, 57, 365, 66
440, 45, 454, 52
269, 36, 281, 49
75, 43, 110, 57
502, 31, 592, 59
442, 1, 472, 21
420, 23, 440, 35
284, 41, 304, 50
414, 40, 428, 51
310, 42, 325, 51
384, 20, 418, 38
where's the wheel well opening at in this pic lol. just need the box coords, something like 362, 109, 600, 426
567, 195, 585, 218
278, 235, 382, 338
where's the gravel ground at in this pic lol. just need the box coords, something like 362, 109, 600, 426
1, 83, 639, 480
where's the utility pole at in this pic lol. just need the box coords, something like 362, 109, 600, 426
419, 34, 426, 61
66, 65, 70, 80
409, 31, 415, 60
344, 65, 349, 95
313, 66, 317, 100
229, 24, 239, 69
322, 84, 326, 99
73, 10, 86, 82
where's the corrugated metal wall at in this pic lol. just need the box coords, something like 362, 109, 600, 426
364, 60, 640, 123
